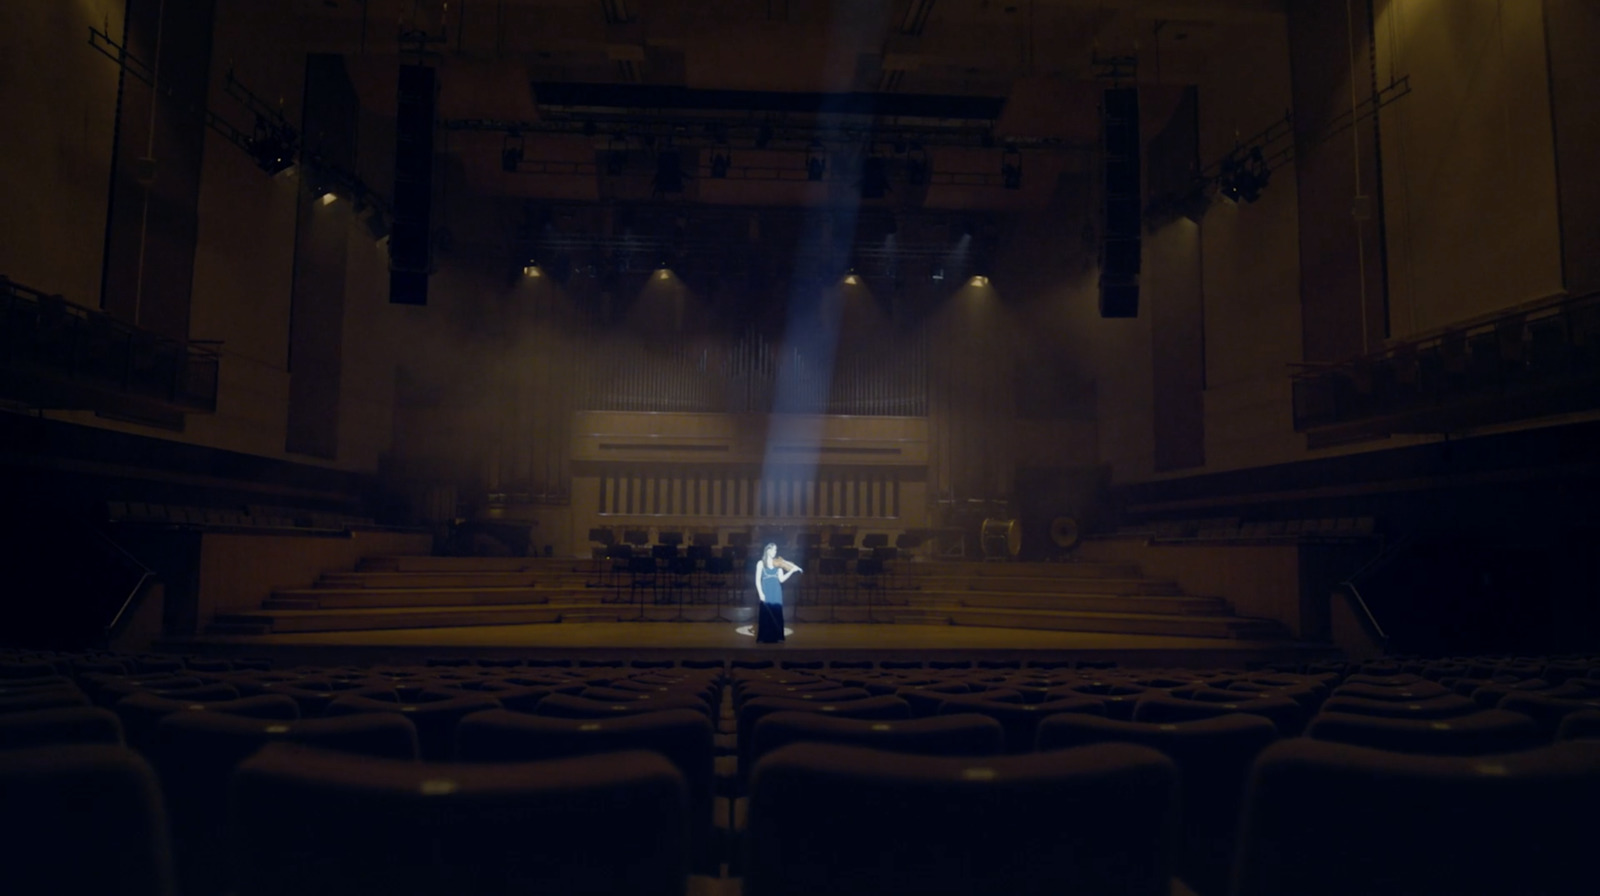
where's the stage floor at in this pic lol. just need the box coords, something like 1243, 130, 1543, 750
169, 621, 1337, 669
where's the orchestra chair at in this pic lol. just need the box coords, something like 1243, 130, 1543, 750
230, 743, 689, 896
1233, 738, 1600, 896
745, 741, 1178, 896
0, 744, 175, 896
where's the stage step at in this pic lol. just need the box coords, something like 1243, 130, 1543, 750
209, 603, 564, 634
951, 592, 1231, 615
946, 606, 1288, 640
893, 613, 952, 625
357, 556, 580, 573
265, 586, 557, 610
320, 571, 589, 589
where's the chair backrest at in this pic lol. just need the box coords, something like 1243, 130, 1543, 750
1306, 708, 1542, 755
1233, 738, 1600, 896
0, 744, 175, 896
230, 743, 688, 896
750, 710, 1004, 766
455, 707, 715, 871
0, 705, 124, 749
745, 741, 1178, 896
116, 692, 300, 753
936, 695, 1107, 753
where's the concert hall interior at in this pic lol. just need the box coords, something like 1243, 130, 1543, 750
4, 1, 1600, 894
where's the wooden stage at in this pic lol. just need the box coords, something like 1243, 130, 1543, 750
168, 619, 1336, 670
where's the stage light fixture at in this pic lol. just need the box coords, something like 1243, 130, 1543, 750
1219, 147, 1270, 204
319, 191, 337, 206
970, 275, 989, 287
247, 117, 297, 176
1001, 145, 1022, 190
523, 261, 542, 277
932, 266, 945, 281
843, 268, 860, 285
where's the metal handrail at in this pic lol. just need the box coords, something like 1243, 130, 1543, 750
94, 527, 157, 646
1336, 531, 1410, 652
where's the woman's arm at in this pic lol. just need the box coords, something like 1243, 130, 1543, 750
754, 565, 765, 602
776, 566, 800, 583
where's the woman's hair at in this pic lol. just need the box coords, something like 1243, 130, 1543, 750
763, 542, 778, 554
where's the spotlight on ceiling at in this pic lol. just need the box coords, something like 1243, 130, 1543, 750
969, 275, 989, 287
805, 141, 827, 182
1219, 147, 1270, 204
860, 155, 890, 199
247, 117, 297, 176
523, 261, 542, 277
843, 268, 860, 285
1001, 145, 1022, 190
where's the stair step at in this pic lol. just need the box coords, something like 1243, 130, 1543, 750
269, 587, 556, 609
947, 606, 1289, 640
212, 604, 563, 633
560, 612, 625, 624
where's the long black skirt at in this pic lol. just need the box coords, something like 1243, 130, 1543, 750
756, 600, 785, 642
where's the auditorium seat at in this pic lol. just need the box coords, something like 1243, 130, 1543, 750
150, 710, 419, 896
1033, 711, 1278, 896
744, 741, 1178, 896
0, 705, 124, 749
229, 743, 689, 896
1055, 682, 1152, 720
0, 744, 175, 896
323, 688, 499, 760
0, 682, 91, 715
1132, 692, 1307, 736
750, 711, 1005, 769
1306, 708, 1542, 755
433, 677, 556, 712
1496, 691, 1600, 740
1556, 708, 1600, 741
736, 694, 911, 782
455, 707, 716, 872
1233, 738, 1600, 896
936, 695, 1106, 753
1317, 693, 1481, 720
535, 690, 711, 722
1331, 680, 1453, 701
115, 691, 300, 753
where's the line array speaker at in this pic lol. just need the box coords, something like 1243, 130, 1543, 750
390, 64, 435, 305
1099, 86, 1140, 318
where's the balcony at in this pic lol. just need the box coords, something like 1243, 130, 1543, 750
1292, 292, 1600, 448
1, 277, 218, 422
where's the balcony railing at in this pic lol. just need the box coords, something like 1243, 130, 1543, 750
0, 276, 219, 415
1292, 291, 1600, 445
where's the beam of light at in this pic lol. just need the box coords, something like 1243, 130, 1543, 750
758, 6, 861, 534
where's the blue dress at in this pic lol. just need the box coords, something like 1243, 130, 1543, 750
757, 563, 785, 642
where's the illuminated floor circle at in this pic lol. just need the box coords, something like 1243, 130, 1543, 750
735, 625, 795, 638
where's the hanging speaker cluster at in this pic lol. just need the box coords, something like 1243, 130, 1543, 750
1099, 87, 1141, 318
390, 65, 435, 305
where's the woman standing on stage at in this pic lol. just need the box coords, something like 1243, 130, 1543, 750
755, 542, 800, 643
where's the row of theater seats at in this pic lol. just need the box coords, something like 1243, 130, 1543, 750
3, 649, 1600, 896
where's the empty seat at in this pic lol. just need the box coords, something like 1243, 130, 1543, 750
1497, 691, 1600, 740
324, 688, 499, 760
1331, 680, 1452, 702
936, 695, 1106, 753
1034, 711, 1278, 896
750, 711, 1005, 768
229, 743, 689, 896
1318, 693, 1481, 720
737, 695, 912, 781
1557, 708, 1600, 741
1132, 692, 1306, 736
534, 690, 710, 721
115, 692, 300, 753
0, 744, 175, 896
0, 705, 124, 749
1306, 708, 1542, 755
151, 711, 419, 896
1233, 738, 1600, 896
0, 684, 91, 715
744, 741, 1178, 896
455, 707, 715, 873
